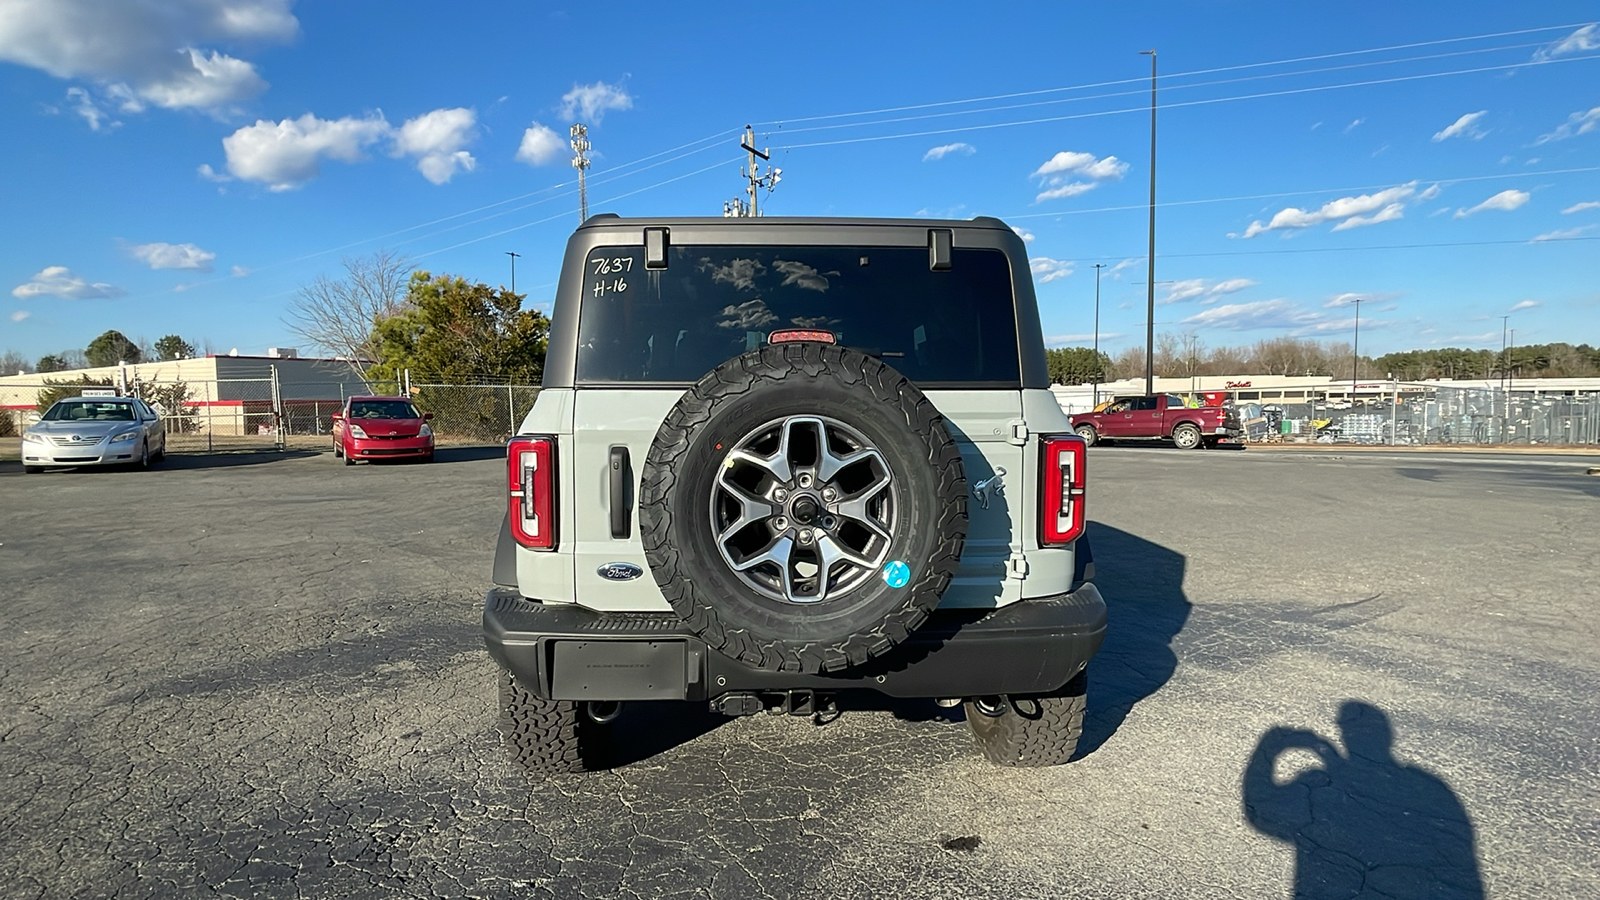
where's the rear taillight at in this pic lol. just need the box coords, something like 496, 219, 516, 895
508, 436, 557, 550
1040, 435, 1087, 546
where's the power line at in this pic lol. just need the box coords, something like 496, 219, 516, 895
765, 38, 1560, 139
1053, 234, 1600, 265
1002, 165, 1600, 220
754, 22, 1594, 127
769, 53, 1599, 151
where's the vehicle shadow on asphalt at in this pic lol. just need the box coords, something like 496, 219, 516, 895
1242, 700, 1485, 899
431, 446, 505, 464
1075, 520, 1190, 759
600, 702, 729, 768
0, 450, 322, 474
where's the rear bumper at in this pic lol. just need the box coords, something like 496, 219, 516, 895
483, 585, 1107, 701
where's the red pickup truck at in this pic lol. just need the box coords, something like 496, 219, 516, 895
1070, 394, 1241, 449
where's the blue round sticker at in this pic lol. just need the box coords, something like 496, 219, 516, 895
882, 560, 911, 589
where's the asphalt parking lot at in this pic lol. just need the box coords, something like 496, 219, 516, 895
2, 446, 1597, 899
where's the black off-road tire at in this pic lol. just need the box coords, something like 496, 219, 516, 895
497, 670, 606, 775
1074, 424, 1098, 447
639, 342, 967, 675
965, 671, 1088, 767
1172, 423, 1202, 450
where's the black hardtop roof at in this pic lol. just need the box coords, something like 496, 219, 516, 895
575, 213, 1015, 231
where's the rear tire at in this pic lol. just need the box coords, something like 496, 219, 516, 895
497, 670, 606, 775
23, 465, 42, 474
965, 671, 1087, 767
1172, 423, 1202, 450
1074, 424, 1098, 447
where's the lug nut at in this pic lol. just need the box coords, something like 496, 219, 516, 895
798, 473, 813, 488
774, 516, 789, 530
821, 487, 837, 501
772, 488, 788, 502
821, 516, 837, 529
799, 528, 814, 544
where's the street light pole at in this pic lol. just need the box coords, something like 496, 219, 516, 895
1141, 49, 1157, 397
505, 251, 521, 294
1350, 296, 1363, 403
1092, 262, 1106, 405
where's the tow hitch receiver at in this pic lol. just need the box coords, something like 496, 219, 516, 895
711, 690, 835, 718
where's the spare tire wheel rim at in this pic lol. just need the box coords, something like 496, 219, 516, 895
710, 414, 896, 604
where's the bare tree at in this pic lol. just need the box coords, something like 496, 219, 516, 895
283, 250, 413, 377
1, 349, 31, 375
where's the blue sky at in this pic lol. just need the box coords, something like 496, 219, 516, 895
3, 1, 1598, 366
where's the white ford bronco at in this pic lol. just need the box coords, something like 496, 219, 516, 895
484, 215, 1106, 772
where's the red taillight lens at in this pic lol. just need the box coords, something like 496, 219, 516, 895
508, 437, 557, 550
1040, 435, 1087, 546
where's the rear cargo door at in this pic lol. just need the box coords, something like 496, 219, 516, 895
926, 390, 1025, 608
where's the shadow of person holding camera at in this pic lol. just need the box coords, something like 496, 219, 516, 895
1243, 701, 1484, 899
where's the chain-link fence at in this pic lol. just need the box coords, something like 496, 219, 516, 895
1230, 383, 1600, 446
3, 371, 537, 455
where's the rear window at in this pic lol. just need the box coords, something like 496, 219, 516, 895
575, 245, 1020, 385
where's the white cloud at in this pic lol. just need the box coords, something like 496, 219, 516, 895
1031, 150, 1126, 203
560, 81, 632, 123
64, 86, 115, 130
1032, 151, 1128, 180
516, 121, 565, 166
1418, 183, 1442, 201
1331, 201, 1405, 231
221, 112, 391, 191
1029, 257, 1073, 284
127, 241, 216, 271
12, 266, 125, 299
1344, 118, 1364, 133
1242, 183, 1416, 237
1533, 24, 1598, 61
1160, 278, 1257, 305
1180, 299, 1322, 331
1454, 189, 1530, 218
1535, 106, 1600, 145
1045, 332, 1123, 345
1011, 226, 1035, 243
1035, 182, 1096, 202
197, 162, 231, 182
1562, 201, 1600, 214
393, 107, 477, 184
1432, 110, 1488, 142
0, 0, 296, 115
1508, 300, 1543, 312
231, 265, 250, 277
10, 310, 30, 322
1530, 225, 1597, 242
923, 142, 975, 162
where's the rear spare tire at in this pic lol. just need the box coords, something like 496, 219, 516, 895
639, 342, 967, 674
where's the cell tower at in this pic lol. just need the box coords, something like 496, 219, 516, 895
570, 123, 592, 224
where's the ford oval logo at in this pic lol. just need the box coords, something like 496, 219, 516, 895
596, 562, 644, 582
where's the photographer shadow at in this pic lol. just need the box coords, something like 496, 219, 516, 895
1075, 521, 1191, 758
1243, 701, 1484, 899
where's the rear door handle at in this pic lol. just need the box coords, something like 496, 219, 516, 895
609, 446, 632, 539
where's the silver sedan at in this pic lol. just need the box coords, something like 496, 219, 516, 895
20, 397, 167, 472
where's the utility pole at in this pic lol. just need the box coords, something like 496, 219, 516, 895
504, 251, 520, 294
1140, 49, 1157, 397
1350, 296, 1364, 404
1091, 263, 1106, 406
735, 125, 781, 217
570, 124, 591, 224
1499, 314, 1510, 409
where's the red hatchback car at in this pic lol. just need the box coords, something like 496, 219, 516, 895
332, 396, 434, 464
